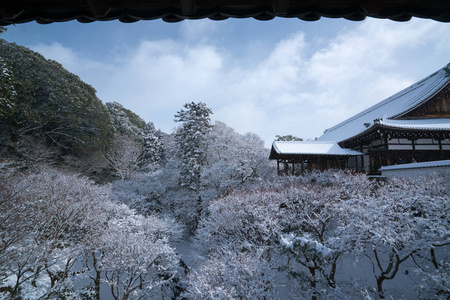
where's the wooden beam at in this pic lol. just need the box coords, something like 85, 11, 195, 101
361, 0, 386, 14
0, 2, 23, 20
87, 0, 111, 17
273, 0, 290, 14
181, 0, 196, 15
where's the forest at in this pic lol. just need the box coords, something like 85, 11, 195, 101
0, 39, 449, 299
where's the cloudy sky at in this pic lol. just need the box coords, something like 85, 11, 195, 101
3, 17, 450, 147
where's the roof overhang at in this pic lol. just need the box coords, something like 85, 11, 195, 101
269, 141, 363, 160
339, 119, 450, 148
1, 1, 450, 25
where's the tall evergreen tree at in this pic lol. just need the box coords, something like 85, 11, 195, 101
141, 121, 164, 167
174, 102, 213, 190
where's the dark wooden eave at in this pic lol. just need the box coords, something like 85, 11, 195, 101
339, 123, 450, 148
1, 0, 450, 25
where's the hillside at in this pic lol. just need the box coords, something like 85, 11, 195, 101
0, 39, 112, 162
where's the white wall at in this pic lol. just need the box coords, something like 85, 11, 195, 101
381, 166, 450, 178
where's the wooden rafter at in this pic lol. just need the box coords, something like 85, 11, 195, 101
87, 0, 111, 18
1, 0, 450, 25
0, 2, 22, 20
180, 0, 197, 16
273, 0, 290, 14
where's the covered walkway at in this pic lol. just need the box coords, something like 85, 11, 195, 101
269, 141, 363, 175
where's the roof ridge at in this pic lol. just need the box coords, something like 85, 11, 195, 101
323, 65, 449, 135
273, 140, 335, 144
391, 70, 450, 118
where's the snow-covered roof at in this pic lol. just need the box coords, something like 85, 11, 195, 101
271, 141, 363, 156
378, 118, 450, 131
338, 118, 450, 143
317, 64, 450, 143
379, 160, 450, 171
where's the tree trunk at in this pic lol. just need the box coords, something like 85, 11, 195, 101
376, 275, 386, 299
92, 251, 101, 300
309, 267, 317, 300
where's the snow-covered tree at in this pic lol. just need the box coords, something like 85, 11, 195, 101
140, 121, 164, 168
0, 57, 16, 119
103, 134, 145, 180
275, 134, 303, 141
104, 103, 164, 178
0, 166, 184, 299
201, 121, 272, 198
174, 101, 213, 190
0, 167, 112, 299
340, 174, 450, 299
105, 101, 146, 138
415, 260, 450, 299
190, 188, 281, 299
191, 171, 450, 299
275, 171, 378, 299
185, 249, 276, 299
84, 209, 182, 300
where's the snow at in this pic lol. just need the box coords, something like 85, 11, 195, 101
317, 64, 450, 143
281, 234, 333, 257
379, 118, 450, 130
379, 159, 450, 171
271, 141, 363, 156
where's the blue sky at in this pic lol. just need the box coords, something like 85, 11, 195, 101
3, 18, 450, 147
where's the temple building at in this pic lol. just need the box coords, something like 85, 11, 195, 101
270, 63, 450, 175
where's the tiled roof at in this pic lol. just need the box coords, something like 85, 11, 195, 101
272, 141, 362, 156
379, 119, 450, 131
379, 160, 450, 171
1, 1, 450, 25
317, 64, 450, 143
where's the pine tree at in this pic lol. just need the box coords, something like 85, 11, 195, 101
140, 121, 164, 167
174, 102, 213, 190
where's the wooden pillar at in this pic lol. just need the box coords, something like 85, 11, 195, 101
277, 159, 280, 175
292, 162, 295, 176
360, 146, 365, 171
438, 139, 443, 160
355, 156, 358, 171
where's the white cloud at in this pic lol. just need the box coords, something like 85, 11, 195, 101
31, 42, 112, 92
179, 19, 220, 42
29, 19, 450, 147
